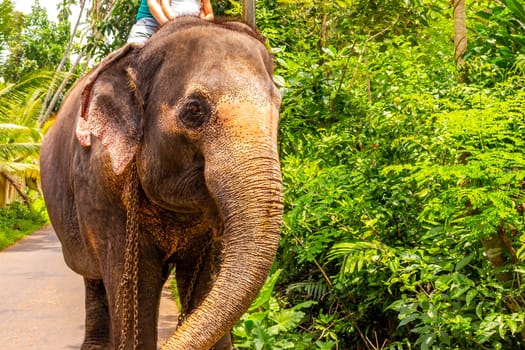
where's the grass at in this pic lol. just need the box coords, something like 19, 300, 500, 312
0, 199, 49, 250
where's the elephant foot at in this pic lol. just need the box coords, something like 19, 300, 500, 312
80, 342, 112, 350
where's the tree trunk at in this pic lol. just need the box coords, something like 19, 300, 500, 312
39, 0, 88, 126
452, 0, 468, 82
39, 0, 119, 126
480, 229, 515, 284
41, 48, 88, 126
2, 173, 30, 208
242, 0, 256, 28
321, 13, 327, 50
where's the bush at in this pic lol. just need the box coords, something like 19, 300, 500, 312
0, 199, 49, 250
233, 1, 525, 349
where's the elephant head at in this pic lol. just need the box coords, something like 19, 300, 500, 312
66, 17, 282, 349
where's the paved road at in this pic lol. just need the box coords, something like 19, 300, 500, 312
0, 226, 178, 349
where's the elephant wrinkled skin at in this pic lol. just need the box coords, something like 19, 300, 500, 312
40, 17, 283, 350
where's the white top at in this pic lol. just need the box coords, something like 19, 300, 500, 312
170, 0, 201, 17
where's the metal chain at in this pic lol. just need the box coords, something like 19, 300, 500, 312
117, 160, 140, 350
178, 238, 211, 325
116, 161, 213, 346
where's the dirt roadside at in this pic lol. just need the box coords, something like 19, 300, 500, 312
0, 225, 178, 349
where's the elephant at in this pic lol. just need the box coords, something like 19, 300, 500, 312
39, 17, 283, 350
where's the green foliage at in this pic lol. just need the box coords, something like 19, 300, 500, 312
234, 270, 335, 349
0, 123, 40, 155
85, 0, 140, 58
0, 69, 61, 192
374, 87, 525, 349
0, 199, 48, 250
0, 0, 23, 47
0, 123, 41, 176
235, 1, 525, 349
468, 0, 525, 82
275, 75, 525, 348
0, 69, 58, 124
0, 1, 70, 83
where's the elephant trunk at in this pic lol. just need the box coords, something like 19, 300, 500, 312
162, 140, 283, 349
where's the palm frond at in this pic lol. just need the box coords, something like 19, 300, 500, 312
328, 240, 396, 278
0, 69, 64, 126
286, 280, 331, 301
0, 123, 42, 142
0, 123, 31, 131
0, 122, 42, 180
0, 160, 40, 175
0, 142, 41, 160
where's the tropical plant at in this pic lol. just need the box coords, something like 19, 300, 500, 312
234, 0, 525, 349
0, 69, 61, 206
468, 0, 525, 83
233, 270, 334, 350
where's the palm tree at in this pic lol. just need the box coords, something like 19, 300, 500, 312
0, 69, 61, 206
0, 124, 40, 206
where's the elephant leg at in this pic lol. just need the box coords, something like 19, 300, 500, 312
82, 278, 111, 350
175, 238, 233, 350
210, 334, 233, 350
136, 264, 167, 349
103, 246, 166, 350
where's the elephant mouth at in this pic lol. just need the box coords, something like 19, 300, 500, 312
140, 164, 212, 215
146, 193, 204, 214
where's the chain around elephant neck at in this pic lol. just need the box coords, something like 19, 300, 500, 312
178, 238, 211, 325
117, 159, 140, 350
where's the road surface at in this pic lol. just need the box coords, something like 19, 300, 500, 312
0, 225, 178, 349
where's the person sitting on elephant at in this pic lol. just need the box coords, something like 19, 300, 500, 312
128, 0, 214, 44
162, 0, 214, 22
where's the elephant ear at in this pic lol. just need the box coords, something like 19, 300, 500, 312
75, 44, 144, 175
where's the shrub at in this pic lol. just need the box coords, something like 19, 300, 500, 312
0, 199, 48, 250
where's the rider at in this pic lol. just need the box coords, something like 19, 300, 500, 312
127, 0, 214, 44
162, 0, 214, 21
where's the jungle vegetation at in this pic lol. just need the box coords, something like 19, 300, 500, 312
1, 0, 525, 348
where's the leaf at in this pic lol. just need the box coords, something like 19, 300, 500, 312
476, 302, 485, 320
269, 309, 305, 333
450, 285, 471, 299
315, 340, 338, 350
244, 319, 255, 336
292, 300, 317, 310
419, 333, 437, 350
398, 313, 419, 327
321, 47, 335, 58
273, 75, 286, 88
500, 0, 525, 22
329, 240, 387, 257
252, 321, 273, 350
511, 34, 525, 47
335, 0, 350, 8
455, 254, 474, 272
249, 270, 281, 311
286, 281, 329, 301
508, 318, 519, 334
466, 289, 478, 308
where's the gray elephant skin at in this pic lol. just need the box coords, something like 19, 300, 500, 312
40, 17, 283, 350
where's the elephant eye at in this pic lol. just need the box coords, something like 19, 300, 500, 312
179, 98, 211, 129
